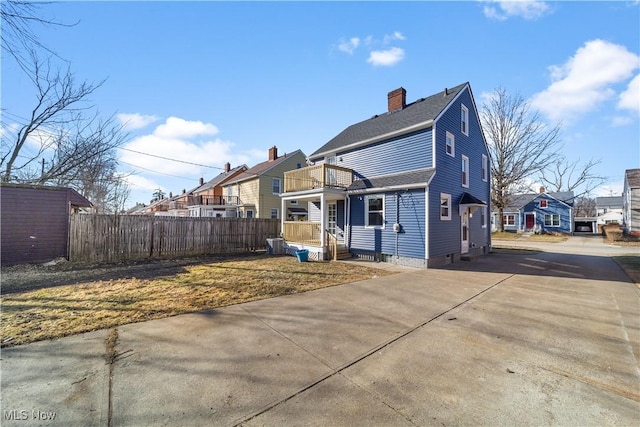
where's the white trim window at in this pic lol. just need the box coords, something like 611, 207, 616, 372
545, 214, 560, 227
270, 208, 279, 219
539, 199, 548, 209
440, 193, 451, 220
481, 207, 487, 228
482, 154, 488, 182
365, 195, 385, 227
462, 155, 470, 188
246, 210, 254, 219
272, 178, 281, 194
446, 131, 455, 157
461, 104, 469, 136
289, 200, 298, 205
503, 214, 515, 226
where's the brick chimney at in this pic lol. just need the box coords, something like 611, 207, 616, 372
199, 177, 204, 185
388, 87, 406, 112
268, 146, 278, 161
224, 162, 231, 173
540, 186, 546, 193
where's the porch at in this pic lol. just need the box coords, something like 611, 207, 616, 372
281, 164, 354, 261
282, 222, 350, 261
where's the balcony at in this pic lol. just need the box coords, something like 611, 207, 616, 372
168, 201, 187, 210
187, 195, 240, 206
284, 164, 353, 193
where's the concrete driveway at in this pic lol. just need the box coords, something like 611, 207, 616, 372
2, 237, 638, 426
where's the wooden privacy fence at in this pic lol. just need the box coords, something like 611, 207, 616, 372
69, 215, 281, 263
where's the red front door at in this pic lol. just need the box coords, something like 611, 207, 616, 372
525, 214, 535, 230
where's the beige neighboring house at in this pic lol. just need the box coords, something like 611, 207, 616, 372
224, 146, 306, 219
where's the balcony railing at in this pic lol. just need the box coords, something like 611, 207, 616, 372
168, 201, 187, 210
284, 164, 353, 193
187, 195, 240, 206
283, 221, 321, 245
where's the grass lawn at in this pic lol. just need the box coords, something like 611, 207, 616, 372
1, 255, 395, 347
492, 232, 568, 243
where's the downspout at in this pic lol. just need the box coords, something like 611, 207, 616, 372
395, 192, 400, 257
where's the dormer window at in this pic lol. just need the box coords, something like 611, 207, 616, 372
461, 104, 469, 136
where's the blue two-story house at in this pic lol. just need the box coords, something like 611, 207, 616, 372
280, 82, 491, 268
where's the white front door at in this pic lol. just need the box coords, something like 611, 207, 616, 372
461, 208, 469, 254
328, 202, 337, 237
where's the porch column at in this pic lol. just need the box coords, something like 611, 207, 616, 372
320, 192, 326, 248
281, 197, 285, 238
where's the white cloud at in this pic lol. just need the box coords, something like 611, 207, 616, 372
124, 174, 162, 192
482, 0, 551, 21
593, 182, 623, 197
618, 74, 640, 114
117, 113, 160, 130
383, 31, 406, 45
336, 32, 407, 67
119, 117, 259, 179
367, 47, 405, 67
338, 37, 360, 55
530, 39, 640, 123
154, 116, 218, 139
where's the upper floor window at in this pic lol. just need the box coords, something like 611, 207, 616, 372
446, 131, 455, 157
272, 178, 281, 194
482, 154, 488, 182
440, 193, 451, 220
461, 104, 469, 136
462, 155, 469, 188
270, 208, 279, 219
540, 199, 548, 208
366, 195, 384, 227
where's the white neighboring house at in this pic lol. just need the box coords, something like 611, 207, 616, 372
595, 196, 623, 229
623, 168, 640, 236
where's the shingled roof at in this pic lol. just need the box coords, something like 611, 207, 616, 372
310, 82, 468, 159
347, 168, 435, 192
626, 168, 640, 188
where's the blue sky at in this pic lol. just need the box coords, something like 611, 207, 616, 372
2, 1, 639, 208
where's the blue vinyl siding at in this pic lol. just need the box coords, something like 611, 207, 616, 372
349, 189, 425, 259
429, 87, 491, 258
521, 194, 572, 234
338, 129, 432, 180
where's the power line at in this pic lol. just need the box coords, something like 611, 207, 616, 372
119, 147, 223, 170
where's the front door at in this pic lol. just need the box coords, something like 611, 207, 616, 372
461, 208, 469, 254
328, 202, 337, 237
525, 213, 535, 230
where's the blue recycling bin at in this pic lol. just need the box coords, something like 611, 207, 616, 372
295, 249, 309, 262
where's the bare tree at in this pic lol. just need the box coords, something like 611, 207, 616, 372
1, 0, 76, 71
481, 87, 562, 232
538, 156, 606, 196
573, 196, 596, 218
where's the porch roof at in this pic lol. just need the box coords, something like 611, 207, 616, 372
347, 168, 435, 193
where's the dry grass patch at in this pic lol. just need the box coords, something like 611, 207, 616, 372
1, 255, 394, 347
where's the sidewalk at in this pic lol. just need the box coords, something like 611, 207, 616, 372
2, 244, 639, 426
